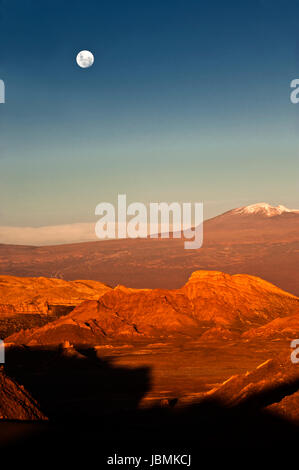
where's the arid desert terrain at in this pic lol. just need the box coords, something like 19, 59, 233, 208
1, 204, 299, 458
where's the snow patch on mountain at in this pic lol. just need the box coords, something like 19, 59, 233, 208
231, 203, 299, 217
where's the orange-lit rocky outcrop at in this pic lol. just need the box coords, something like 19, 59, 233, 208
6, 270, 299, 346
0, 275, 111, 316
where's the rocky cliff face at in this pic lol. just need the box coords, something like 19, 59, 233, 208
0, 275, 111, 316
0, 367, 46, 420
7, 270, 299, 346
182, 271, 299, 327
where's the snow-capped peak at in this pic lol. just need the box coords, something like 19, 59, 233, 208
231, 203, 299, 217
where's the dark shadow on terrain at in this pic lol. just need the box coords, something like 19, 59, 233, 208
2, 346, 299, 461
4, 346, 150, 420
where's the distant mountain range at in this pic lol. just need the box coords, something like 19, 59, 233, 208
1, 202, 299, 295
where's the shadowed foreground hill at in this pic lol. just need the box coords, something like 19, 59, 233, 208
0, 367, 46, 420
2, 347, 299, 458
7, 270, 299, 346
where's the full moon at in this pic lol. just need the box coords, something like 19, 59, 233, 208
76, 50, 94, 68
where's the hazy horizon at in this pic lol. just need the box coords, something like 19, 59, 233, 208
1, 200, 298, 245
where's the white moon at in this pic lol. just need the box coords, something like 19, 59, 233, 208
76, 50, 94, 68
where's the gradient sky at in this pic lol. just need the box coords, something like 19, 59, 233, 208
0, 0, 299, 228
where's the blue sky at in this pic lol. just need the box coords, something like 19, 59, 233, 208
0, 0, 299, 227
